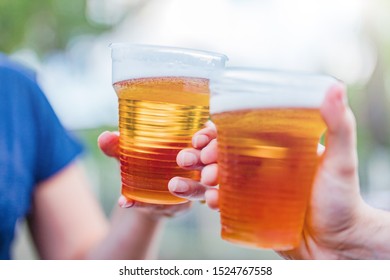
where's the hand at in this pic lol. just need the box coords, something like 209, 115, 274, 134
168, 121, 219, 210
168, 85, 371, 259
97, 131, 191, 219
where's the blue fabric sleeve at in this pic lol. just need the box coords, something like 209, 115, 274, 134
30, 83, 84, 183
0, 56, 84, 259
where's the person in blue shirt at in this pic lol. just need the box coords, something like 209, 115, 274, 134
168, 84, 390, 259
0, 54, 189, 260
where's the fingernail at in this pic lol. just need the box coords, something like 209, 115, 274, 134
192, 135, 209, 148
97, 130, 110, 142
169, 178, 189, 194
205, 120, 216, 129
119, 196, 135, 208
122, 201, 134, 208
179, 152, 197, 167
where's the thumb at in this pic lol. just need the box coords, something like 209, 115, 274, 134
97, 131, 120, 159
320, 83, 358, 176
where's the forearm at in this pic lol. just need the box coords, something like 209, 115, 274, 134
85, 207, 165, 260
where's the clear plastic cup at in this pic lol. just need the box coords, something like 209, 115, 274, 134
111, 44, 227, 204
210, 67, 337, 249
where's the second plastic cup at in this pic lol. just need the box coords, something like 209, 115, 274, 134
210, 68, 337, 250
111, 44, 227, 205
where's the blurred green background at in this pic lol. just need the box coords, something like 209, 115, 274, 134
2, 0, 390, 260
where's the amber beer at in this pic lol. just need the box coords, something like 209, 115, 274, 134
111, 44, 227, 204
114, 77, 209, 204
210, 68, 336, 249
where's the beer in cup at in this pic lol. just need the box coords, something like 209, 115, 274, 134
111, 44, 227, 204
210, 68, 337, 249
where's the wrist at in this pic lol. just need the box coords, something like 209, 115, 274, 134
361, 205, 390, 259
340, 202, 390, 259
133, 208, 168, 223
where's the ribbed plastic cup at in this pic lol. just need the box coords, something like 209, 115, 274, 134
111, 44, 228, 204
210, 68, 337, 249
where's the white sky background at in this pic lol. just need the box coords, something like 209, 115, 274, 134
23, 0, 374, 130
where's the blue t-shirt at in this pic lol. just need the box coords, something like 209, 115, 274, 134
0, 54, 83, 259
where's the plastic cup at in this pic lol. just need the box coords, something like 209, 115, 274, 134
210, 68, 337, 249
111, 44, 227, 204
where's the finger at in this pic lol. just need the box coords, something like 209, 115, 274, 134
200, 139, 218, 165
98, 131, 120, 158
320, 83, 358, 176
205, 188, 219, 210
168, 177, 208, 200
201, 163, 218, 186
176, 148, 203, 170
132, 201, 192, 218
192, 122, 217, 149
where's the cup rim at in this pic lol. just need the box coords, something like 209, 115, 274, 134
209, 67, 342, 114
212, 66, 340, 84
109, 43, 229, 61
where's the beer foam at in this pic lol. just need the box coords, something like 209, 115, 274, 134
210, 69, 338, 114
111, 44, 228, 83
210, 89, 329, 114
